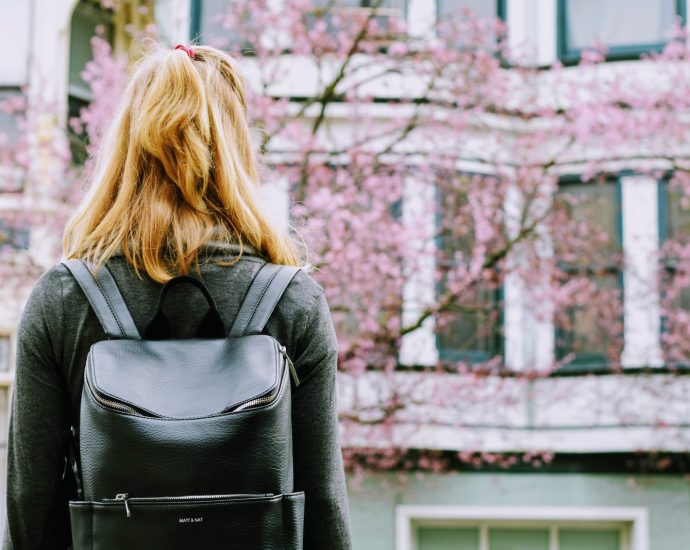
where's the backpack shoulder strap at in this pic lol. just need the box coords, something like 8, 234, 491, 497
227, 262, 302, 337
61, 259, 141, 340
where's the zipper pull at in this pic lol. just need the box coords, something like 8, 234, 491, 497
115, 493, 131, 517
279, 345, 300, 387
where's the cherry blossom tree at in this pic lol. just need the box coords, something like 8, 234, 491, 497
4, 0, 690, 479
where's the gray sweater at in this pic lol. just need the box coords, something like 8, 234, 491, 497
2, 242, 353, 549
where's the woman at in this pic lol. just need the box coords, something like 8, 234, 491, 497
3, 43, 353, 549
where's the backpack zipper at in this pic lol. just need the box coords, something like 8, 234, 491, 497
226, 343, 295, 412
85, 372, 144, 416
279, 344, 300, 387
104, 492, 275, 518
231, 350, 288, 412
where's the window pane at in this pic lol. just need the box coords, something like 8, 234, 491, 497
68, 1, 114, 101
310, 0, 406, 36
560, 528, 620, 550
565, 0, 677, 50
0, 89, 25, 193
559, 273, 620, 359
418, 526, 479, 550
436, 178, 501, 362
0, 221, 29, 251
661, 183, 690, 339
554, 182, 622, 364
489, 528, 549, 550
0, 90, 22, 145
68, 1, 115, 163
0, 336, 9, 372
439, 0, 498, 19
436, 286, 500, 362
556, 182, 619, 263
197, 0, 242, 50
314, 0, 405, 11
665, 186, 690, 243
437, 0, 501, 49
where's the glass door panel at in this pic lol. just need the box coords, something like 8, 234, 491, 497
418, 526, 479, 550
489, 528, 550, 550
560, 529, 620, 550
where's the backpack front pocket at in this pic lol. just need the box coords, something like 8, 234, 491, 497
69, 491, 305, 550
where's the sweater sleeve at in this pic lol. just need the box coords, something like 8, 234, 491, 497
3, 268, 72, 550
290, 289, 353, 550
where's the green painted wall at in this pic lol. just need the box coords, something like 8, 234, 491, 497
346, 472, 690, 550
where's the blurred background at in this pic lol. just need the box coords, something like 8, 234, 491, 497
2, 0, 690, 549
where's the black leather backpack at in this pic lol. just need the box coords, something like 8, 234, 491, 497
62, 259, 304, 550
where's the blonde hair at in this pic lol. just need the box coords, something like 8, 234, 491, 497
64, 43, 305, 283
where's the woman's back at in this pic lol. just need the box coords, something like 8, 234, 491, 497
4, 247, 353, 549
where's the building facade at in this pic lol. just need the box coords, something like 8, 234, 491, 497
1, 1, 690, 549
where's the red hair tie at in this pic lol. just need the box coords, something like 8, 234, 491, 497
174, 44, 195, 59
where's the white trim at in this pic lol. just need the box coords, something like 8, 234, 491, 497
550, 525, 559, 550
478, 524, 488, 550
156, 0, 192, 45
620, 175, 663, 368
536, 0, 557, 66
503, 184, 525, 370
503, 180, 556, 371
396, 505, 648, 550
339, 370, 690, 452
29, 0, 79, 119
343, 422, 690, 453
399, 172, 438, 367
0, 0, 32, 86
259, 174, 290, 233
503, 270, 524, 370
26, 0, 77, 213
506, 0, 541, 66
406, 0, 436, 38
533, 188, 556, 371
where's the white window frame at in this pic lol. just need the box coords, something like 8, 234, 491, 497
396, 505, 649, 550
620, 175, 663, 368
505, 0, 557, 66
399, 171, 439, 367
0, 1, 31, 86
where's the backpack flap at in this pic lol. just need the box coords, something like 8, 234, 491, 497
87, 335, 282, 418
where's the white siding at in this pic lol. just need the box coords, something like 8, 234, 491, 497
0, 0, 32, 86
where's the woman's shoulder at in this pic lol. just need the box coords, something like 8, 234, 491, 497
17, 263, 75, 353
24, 262, 72, 307
288, 263, 325, 295
272, 262, 327, 318
33, 261, 97, 305
279, 264, 337, 348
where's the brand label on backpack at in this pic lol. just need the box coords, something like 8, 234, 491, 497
179, 517, 204, 524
